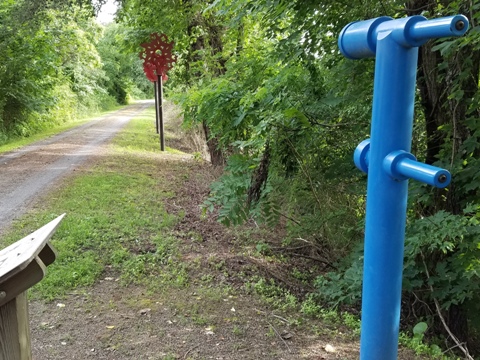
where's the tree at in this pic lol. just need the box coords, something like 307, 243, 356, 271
117, 0, 234, 165
97, 23, 152, 104
0, 0, 121, 139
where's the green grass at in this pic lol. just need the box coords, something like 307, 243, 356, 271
1, 106, 189, 300
112, 106, 186, 155
112, 107, 162, 153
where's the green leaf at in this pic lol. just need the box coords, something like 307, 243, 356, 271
413, 322, 428, 336
234, 110, 247, 126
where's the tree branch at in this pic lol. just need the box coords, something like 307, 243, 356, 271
420, 251, 473, 360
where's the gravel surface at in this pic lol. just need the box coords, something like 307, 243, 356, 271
0, 101, 152, 235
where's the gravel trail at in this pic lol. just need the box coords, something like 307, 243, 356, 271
0, 100, 152, 233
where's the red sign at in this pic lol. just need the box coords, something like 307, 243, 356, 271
140, 33, 176, 83
143, 62, 156, 82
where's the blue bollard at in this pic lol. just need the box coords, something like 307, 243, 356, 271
338, 15, 468, 359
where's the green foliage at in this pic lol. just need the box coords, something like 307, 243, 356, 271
403, 208, 480, 310
97, 23, 152, 104
178, 24, 367, 235
312, 206, 480, 311
118, 0, 480, 349
202, 154, 254, 226
255, 241, 271, 255
398, 332, 444, 358
0, 1, 147, 143
312, 249, 364, 308
2, 4, 102, 115
120, 235, 188, 287
247, 277, 298, 311
413, 322, 428, 337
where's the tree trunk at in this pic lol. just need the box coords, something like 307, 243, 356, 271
185, 12, 225, 166
236, 21, 244, 56
202, 121, 224, 166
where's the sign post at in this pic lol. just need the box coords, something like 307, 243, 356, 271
154, 76, 159, 134
338, 15, 468, 359
143, 62, 159, 134
156, 74, 164, 151
140, 33, 176, 151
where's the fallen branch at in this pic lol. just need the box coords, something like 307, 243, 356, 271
291, 252, 337, 270
254, 308, 290, 324
295, 237, 326, 254
269, 244, 311, 252
420, 252, 473, 360
273, 210, 301, 226
254, 308, 292, 352
268, 322, 291, 353
271, 313, 290, 324
183, 344, 200, 359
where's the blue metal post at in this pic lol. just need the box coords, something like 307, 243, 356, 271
338, 15, 468, 359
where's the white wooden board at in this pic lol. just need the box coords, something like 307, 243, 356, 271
0, 214, 65, 283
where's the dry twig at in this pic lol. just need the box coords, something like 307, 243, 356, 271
268, 322, 291, 353
183, 344, 200, 359
253, 308, 292, 352
420, 252, 474, 360
254, 308, 290, 324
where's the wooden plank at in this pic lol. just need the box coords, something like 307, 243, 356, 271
0, 258, 46, 308
16, 292, 31, 360
38, 242, 57, 267
0, 215, 64, 359
0, 214, 65, 284
0, 292, 32, 360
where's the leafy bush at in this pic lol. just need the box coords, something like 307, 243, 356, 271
310, 205, 480, 327
0, 3, 148, 142
404, 207, 480, 310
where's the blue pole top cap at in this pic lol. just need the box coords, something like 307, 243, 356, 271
338, 17, 392, 59
338, 15, 469, 59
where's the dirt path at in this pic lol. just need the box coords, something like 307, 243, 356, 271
0, 101, 151, 234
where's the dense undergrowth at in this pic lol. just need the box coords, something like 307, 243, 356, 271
119, 0, 480, 356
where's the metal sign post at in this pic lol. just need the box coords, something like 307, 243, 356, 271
143, 62, 159, 134
338, 15, 468, 359
154, 78, 159, 134
140, 33, 176, 152
156, 74, 165, 151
